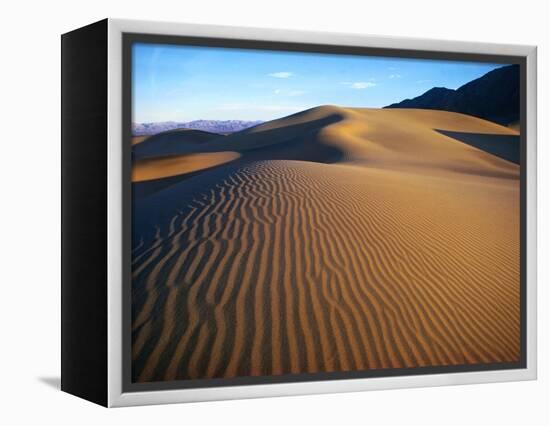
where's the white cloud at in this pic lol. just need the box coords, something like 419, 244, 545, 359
389, 74, 402, 79
352, 82, 376, 89
268, 71, 293, 78
274, 89, 305, 96
341, 81, 377, 89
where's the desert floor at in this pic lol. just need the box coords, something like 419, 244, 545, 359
130, 106, 520, 383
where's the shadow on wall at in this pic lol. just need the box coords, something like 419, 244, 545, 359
38, 376, 61, 390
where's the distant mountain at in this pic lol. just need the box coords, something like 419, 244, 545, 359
385, 64, 519, 126
132, 119, 263, 136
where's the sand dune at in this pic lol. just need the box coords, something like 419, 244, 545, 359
132, 106, 519, 183
132, 152, 240, 182
131, 106, 520, 382
134, 128, 223, 159
132, 135, 149, 145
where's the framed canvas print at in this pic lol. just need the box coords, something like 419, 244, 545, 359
61, 19, 537, 407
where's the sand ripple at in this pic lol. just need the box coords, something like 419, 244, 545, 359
131, 153, 519, 382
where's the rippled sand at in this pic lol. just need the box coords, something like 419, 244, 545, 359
131, 106, 520, 382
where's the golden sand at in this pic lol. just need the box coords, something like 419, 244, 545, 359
132, 135, 149, 145
131, 107, 520, 382
132, 152, 240, 182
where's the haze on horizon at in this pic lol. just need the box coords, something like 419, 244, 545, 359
132, 42, 508, 123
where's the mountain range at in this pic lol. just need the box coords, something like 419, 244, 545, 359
132, 119, 263, 136
385, 64, 519, 126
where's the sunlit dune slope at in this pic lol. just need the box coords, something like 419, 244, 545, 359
132, 135, 149, 145
132, 152, 240, 182
131, 106, 520, 383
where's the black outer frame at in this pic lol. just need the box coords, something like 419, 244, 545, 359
121, 32, 528, 394
61, 19, 109, 406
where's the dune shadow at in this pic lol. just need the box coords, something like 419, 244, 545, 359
38, 376, 61, 390
133, 113, 345, 158
132, 113, 346, 200
133, 129, 223, 159
435, 129, 519, 164
132, 160, 237, 200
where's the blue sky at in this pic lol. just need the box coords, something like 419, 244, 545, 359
132, 42, 507, 123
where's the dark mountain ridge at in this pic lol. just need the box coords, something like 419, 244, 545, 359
385, 64, 519, 126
